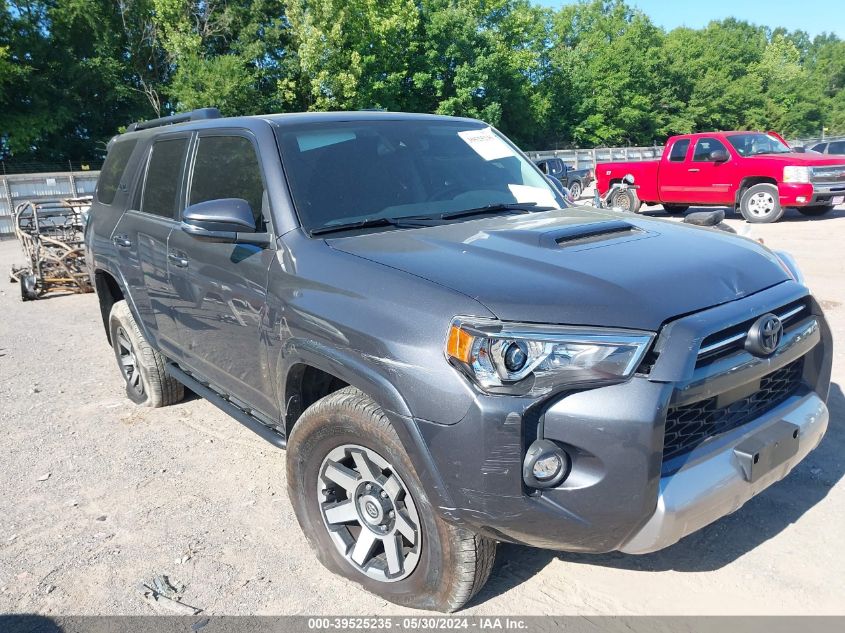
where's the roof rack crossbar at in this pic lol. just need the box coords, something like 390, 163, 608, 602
127, 107, 222, 132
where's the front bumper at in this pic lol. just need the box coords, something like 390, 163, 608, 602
620, 391, 828, 553
779, 182, 845, 206
412, 282, 832, 554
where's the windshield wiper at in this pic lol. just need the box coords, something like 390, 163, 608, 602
438, 202, 553, 221
310, 216, 435, 236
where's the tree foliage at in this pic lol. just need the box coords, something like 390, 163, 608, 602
1, 0, 844, 164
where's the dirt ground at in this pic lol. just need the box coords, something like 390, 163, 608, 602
1, 204, 844, 617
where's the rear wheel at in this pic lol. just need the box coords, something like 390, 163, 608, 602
662, 204, 689, 214
568, 180, 583, 200
609, 188, 641, 213
108, 300, 184, 407
797, 204, 833, 217
20, 274, 38, 301
287, 387, 496, 612
739, 183, 783, 223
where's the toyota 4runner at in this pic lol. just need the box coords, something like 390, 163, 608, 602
85, 109, 832, 612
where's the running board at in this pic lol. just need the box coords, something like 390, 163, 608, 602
166, 362, 286, 449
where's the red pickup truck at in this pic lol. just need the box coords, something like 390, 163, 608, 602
596, 131, 845, 223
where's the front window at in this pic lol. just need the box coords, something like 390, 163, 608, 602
275, 120, 563, 233
727, 133, 791, 157
692, 137, 728, 162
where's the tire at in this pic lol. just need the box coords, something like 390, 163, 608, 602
739, 183, 783, 223
568, 180, 583, 200
608, 187, 641, 213
662, 204, 689, 214
20, 274, 38, 301
108, 300, 184, 407
797, 204, 833, 217
287, 387, 496, 612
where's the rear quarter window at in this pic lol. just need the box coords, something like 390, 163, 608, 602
96, 139, 138, 205
668, 139, 690, 161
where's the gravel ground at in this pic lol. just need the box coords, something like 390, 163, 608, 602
0, 204, 844, 617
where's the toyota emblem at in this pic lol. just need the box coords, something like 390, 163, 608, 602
745, 313, 783, 357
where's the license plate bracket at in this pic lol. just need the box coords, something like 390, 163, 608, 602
734, 420, 800, 483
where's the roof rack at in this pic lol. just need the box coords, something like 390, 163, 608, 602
126, 107, 222, 132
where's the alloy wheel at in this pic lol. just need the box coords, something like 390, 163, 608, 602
317, 444, 421, 582
747, 191, 775, 217
115, 326, 144, 396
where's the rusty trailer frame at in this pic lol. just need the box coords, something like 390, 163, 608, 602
9, 197, 94, 301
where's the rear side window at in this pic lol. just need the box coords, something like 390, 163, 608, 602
693, 138, 727, 162
810, 143, 827, 153
96, 139, 138, 205
828, 141, 845, 154
141, 138, 189, 218
188, 135, 266, 229
668, 139, 690, 162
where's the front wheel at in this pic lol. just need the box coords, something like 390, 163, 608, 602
797, 204, 833, 217
739, 183, 783, 223
287, 387, 496, 612
20, 274, 38, 301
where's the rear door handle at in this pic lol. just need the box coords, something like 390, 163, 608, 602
112, 235, 132, 248
168, 252, 189, 268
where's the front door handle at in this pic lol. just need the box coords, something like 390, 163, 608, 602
688, 168, 700, 173
168, 252, 189, 268
112, 235, 132, 248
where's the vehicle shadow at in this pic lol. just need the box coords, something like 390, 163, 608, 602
639, 205, 845, 222
0, 614, 63, 633
472, 382, 845, 606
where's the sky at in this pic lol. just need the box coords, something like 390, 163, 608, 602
539, 0, 844, 38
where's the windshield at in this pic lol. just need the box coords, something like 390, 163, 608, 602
275, 119, 564, 233
726, 133, 791, 156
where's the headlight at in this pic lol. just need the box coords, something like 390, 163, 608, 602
774, 250, 805, 285
445, 317, 655, 395
783, 166, 810, 183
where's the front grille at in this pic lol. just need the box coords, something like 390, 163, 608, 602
811, 165, 845, 185
663, 359, 804, 462
696, 299, 809, 366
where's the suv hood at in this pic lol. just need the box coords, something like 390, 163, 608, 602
327, 208, 790, 331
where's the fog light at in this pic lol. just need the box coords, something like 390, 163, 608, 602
523, 439, 570, 488
796, 196, 807, 203
533, 454, 562, 480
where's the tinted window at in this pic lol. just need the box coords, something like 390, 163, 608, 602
141, 138, 188, 218
827, 141, 845, 154
189, 135, 265, 229
810, 143, 827, 153
276, 120, 562, 232
668, 139, 690, 162
693, 138, 728, 162
96, 139, 138, 205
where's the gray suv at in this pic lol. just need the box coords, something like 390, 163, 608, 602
85, 109, 832, 612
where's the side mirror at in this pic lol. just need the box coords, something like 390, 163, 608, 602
181, 198, 270, 246
710, 149, 729, 162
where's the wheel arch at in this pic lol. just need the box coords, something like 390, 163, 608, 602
735, 176, 778, 205
94, 268, 125, 344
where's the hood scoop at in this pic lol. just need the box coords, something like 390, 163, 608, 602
545, 220, 642, 248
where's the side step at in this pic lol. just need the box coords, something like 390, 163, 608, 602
166, 363, 286, 449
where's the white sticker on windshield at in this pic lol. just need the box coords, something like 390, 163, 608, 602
458, 127, 516, 161
508, 184, 558, 208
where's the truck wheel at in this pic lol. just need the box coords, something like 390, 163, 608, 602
108, 300, 184, 407
568, 180, 583, 200
20, 274, 38, 301
662, 204, 689, 214
287, 387, 496, 612
609, 188, 641, 213
739, 184, 783, 223
797, 205, 833, 217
